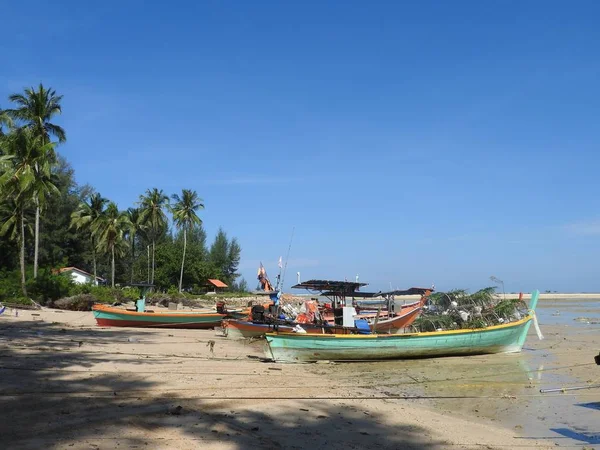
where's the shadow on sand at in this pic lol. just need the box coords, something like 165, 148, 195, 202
0, 319, 443, 449
549, 427, 600, 444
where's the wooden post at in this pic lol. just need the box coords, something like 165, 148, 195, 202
373, 306, 382, 332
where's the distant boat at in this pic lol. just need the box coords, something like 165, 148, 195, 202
264, 290, 540, 362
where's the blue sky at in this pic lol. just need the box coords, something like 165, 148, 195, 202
2, 1, 599, 293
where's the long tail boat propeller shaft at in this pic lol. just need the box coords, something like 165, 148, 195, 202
540, 352, 600, 393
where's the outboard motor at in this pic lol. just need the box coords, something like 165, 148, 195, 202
216, 301, 226, 314
251, 305, 265, 322
334, 307, 344, 326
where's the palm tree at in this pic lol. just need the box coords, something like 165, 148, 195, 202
7, 84, 66, 143
7, 84, 65, 278
0, 197, 33, 296
71, 193, 108, 281
0, 108, 13, 137
92, 202, 130, 288
0, 129, 58, 289
138, 188, 169, 284
125, 207, 143, 283
171, 189, 204, 293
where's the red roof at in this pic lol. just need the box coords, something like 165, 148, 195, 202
207, 279, 228, 288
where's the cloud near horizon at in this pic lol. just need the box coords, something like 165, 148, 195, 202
564, 220, 600, 236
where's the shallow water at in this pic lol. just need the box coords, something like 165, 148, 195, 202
538, 298, 600, 326
321, 296, 600, 447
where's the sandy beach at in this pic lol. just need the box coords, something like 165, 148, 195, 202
0, 299, 598, 450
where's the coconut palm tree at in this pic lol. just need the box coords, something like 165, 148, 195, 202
0, 129, 58, 286
0, 131, 44, 296
125, 207, 143, 283
7, 85, 65, 278
92, 202, 130, 288
0, 196, 33, 296
0, 108, 13, 137
71, 193, 108, 281
7, 84, 66, 143
171, 189, 204, 292
138, 188, 169, 284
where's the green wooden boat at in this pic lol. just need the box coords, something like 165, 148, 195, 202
264, 290, 540, 362
92, 283, 225, 329
92, 304, 225, 328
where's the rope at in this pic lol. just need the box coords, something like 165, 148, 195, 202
0, 391, 598, 399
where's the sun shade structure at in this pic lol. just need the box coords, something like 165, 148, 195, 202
293, 280, 435, 309
206, 279, 228, 294
292, 279, 368, 308
207, 279, 228, 288
292, 279, 367, 294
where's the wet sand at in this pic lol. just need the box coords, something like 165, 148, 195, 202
0, 299, 598, 449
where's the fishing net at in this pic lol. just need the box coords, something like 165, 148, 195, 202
410, 287, 529, 332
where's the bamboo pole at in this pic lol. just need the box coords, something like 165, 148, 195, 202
540, 384, 600, 394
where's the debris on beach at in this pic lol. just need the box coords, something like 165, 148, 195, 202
167, 405, 183, 415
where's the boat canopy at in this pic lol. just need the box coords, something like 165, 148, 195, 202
292, 279, 367, 294
313, 287, 434, 298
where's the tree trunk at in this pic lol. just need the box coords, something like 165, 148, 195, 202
179, 228, 187, 293
147, 245, 150, 283
33, 204, 40, 279
130, 236, 135, 284
20, 209, 27, 297
91, 236, 97, 282
111, 245, 115, 288
151, 240, 155, 284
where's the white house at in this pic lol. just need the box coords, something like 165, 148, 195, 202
57, 267, 104, 286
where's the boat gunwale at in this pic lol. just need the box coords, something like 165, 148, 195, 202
92, 304, 225, 319
265, 312, 533, 339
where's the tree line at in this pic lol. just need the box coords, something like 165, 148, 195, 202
0, 84, 244, 301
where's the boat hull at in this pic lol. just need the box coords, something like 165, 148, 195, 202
92, 305, 225, 329
224, 320, 297, 339
370, 302, 423, 333
224, 319, 369, 339
264, 315, 534, 362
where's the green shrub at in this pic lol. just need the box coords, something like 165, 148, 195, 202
27, 270, 73, 305
0, 270, 23, 301
2, 297, 33, 306
167, 286, 180, 296
120, 287, 140, 301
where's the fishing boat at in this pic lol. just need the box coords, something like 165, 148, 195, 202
92, 304, 226, 329
224, 300, 424, 338
92, 283, 226, 329
224, 316, 374, 339
225, 279, 430, 339
294, 280, 432, 333
264, 290, 541, 362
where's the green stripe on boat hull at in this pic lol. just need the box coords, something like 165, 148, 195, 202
93, 309, 224, 329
